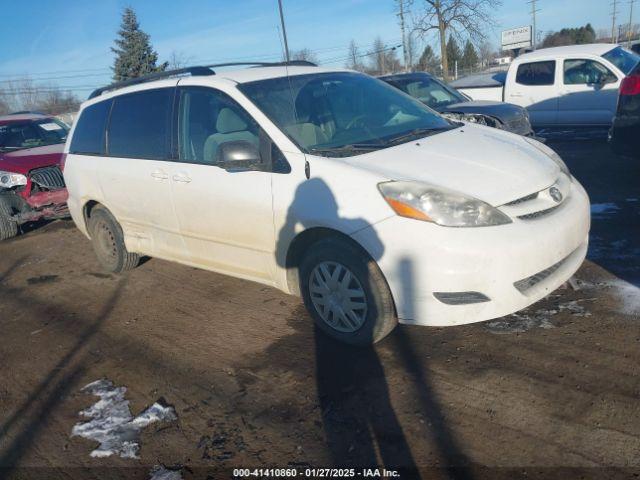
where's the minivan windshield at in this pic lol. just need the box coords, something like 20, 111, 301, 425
602, 46, 640, 75
238, 72, 454, 157
0, 118, 69, 152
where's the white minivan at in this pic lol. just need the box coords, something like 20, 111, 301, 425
63, 62, 591, 345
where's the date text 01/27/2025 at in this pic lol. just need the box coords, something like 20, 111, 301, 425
233, 468, 401, 478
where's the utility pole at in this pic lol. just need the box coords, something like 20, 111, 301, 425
628, 0, 636, 46
612, 0, 619, 43
397, 0, 410, 72
277, 0, 290, 62
527, 0, 541, 49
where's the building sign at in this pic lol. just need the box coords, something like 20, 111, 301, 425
502, 26, 532, 50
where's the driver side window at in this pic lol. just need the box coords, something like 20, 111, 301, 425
563, 59, 617, 85
178, 87, 261, 165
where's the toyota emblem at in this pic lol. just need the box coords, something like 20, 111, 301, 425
549, 187, 563, 203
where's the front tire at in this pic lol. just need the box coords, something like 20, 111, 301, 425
0, 196, 18, 241
88, 206, 140, 273
299, 237, 397, 345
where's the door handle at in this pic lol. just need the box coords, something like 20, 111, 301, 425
172, 174, 192, 183
151, 170, 168, 180
510, 92, 524, 97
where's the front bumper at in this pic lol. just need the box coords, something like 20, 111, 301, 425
351, 179, 590, 326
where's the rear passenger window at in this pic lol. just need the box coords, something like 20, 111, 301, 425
516, 61, 556, 86
69, 100, 112, 155
107, 88, 173, 159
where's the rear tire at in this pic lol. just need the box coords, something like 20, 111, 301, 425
88, 206, 140, 273
299, 236, 397, 346
0, 196, 18, 241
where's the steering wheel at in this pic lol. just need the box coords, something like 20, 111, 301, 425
345, 115, 368, 130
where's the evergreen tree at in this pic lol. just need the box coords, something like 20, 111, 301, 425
416, 45, 440, 74
111, 7, 168, 81
445, 36, 461, 76
461, 40, 479, 71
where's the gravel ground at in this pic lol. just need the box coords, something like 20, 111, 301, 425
0, 136, 638, 480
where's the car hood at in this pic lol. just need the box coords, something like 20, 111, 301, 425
439, 101, 526, 122
345, 124, 559, 206
0, 144, 64, 175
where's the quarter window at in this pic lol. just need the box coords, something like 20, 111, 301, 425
69, 100, 112, 155
563, 59, 617, 85
107, 88, 173, 159
516, 61, 556, 86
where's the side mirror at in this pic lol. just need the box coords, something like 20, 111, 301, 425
217, 141, 263, 172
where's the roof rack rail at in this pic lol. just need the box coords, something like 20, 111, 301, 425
88, 60, 318, 100
88, 65, 215, 99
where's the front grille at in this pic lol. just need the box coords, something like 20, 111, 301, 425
505, 192, 539, 206
30, 166, 65, 190
517, 205, 560, 220
514, 252, 572, 293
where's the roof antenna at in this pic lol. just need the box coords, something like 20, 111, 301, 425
277, 0, 291, 62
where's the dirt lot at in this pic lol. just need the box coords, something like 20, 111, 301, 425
0, 137, 639, 480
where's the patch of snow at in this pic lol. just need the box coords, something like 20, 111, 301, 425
485, 299, 591, 334
560, 278, 640, 316
71, 379, 177, 459
604, 279, 640, 316
590, 203, 621, 215
149, 465, 183, 480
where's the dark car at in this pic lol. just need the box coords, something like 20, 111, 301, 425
380, 72, 535, 137
609, 64, 640, 157
0, 112, 69, 240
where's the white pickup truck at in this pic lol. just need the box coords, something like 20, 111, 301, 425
451, 44, 640, 128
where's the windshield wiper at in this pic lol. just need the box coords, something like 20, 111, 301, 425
309, 143, 385, 157
385, 127, 450, 147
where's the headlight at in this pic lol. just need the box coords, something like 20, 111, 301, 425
0, 171, 27, 188
523, 136, 571, 178
441, 112, 502, 129
378, 181, 512, 227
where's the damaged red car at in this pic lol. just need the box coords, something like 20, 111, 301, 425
0, 112, 69, 240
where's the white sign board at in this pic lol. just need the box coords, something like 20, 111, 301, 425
502, 26, 532, 50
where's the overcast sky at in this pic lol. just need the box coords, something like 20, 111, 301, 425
0, 0, 613, 97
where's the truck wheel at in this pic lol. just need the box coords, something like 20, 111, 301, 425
299, 236, 397, 346
0, 196, 18, 241
88, 206, 140, 273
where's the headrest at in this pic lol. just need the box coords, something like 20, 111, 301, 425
216, 108, 247, 134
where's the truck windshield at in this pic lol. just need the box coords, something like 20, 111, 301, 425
238, 72, 454, 157
602, 46, 640, 75
384, 75, 467, 110
0, 118, 69, 151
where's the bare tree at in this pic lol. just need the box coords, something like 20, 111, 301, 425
346, 40, 365, 71
0, 77, 79, 115
167, 51, 193, 70
406, 31, 419, 71
413, 0, 501, 81
368, 37, 402, 75
290, 48, 318, 63
478, 39, 494, 68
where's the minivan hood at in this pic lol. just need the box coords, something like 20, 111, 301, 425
345, 124, 559, 206
0, 144, 64, 175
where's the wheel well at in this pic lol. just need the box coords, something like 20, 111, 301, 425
285, 227, 370, 296
83, 200, 100, 234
